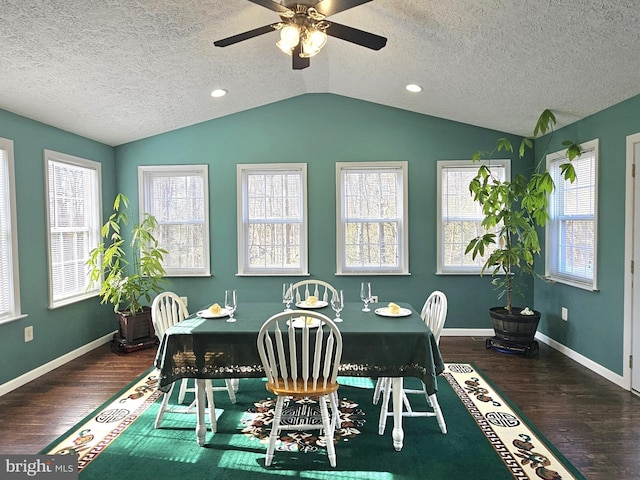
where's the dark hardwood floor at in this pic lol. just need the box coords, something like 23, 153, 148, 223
0, 337, 638, 479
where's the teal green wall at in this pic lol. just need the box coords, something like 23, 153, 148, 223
534, 95, 640, 375
116, 94, 534, 324
2, 91, 636, 388
0, 109, 116, 385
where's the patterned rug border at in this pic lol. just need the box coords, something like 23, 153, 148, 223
445, 363, 584, 480
41, 364, 585, 479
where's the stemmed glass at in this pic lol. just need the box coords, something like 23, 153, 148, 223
225, 289, 237, 323
282, 283, 293, 312
331, 289, 344, 322
360, 282, 372, 312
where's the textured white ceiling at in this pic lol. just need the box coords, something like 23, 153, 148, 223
1, 0, 639, 146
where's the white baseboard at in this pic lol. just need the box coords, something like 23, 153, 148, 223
0, 332, 116, 397
442, 328, 495, 337
534, 332, 625, 388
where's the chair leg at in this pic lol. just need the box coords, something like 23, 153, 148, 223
372, 377, 386, 405
231, 378, 240, 393
319, 394, 337, 467
428, 393, 447, 434
205, 381, 217, 433
378, 378, 392, 435
224, 379, 237, 403
178, 378, 190, 404
265, 395, 285, 466
154, 383, 175, 429
329, 392, 341, 432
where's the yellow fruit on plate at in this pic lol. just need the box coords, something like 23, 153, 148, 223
209, 303, 222, 314
388, 302, 401, 314
306, 316, 314, 325
306, 296, 318, 305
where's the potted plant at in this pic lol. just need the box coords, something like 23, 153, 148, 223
87, 193, 167, 351
465, 110, 581, 356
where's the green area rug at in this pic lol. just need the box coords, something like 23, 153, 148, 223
42, 364, 585, 479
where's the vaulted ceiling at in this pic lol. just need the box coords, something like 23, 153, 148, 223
2, 0, 639, 146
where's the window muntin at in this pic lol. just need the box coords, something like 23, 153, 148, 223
0, 138, 21, 323
237, 164, 307, 275
546, 139, 599, 290
44, 150, 101, 308
437, 160, 510, 274
139, 165, 210, 276
337, 162, 408, 275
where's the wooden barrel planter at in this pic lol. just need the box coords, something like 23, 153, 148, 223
486, 307, 541, 357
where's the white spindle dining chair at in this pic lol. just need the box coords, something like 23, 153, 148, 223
373, 291, 448, 435
151, 292, 237, 432
288, 280, 338, 306
257, 310, 343, 467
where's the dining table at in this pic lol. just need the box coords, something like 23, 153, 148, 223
154, 300, 445, 451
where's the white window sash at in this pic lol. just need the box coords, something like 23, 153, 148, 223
237, 163, 308, 276
437, 159, 510, 274
336, 161, 409, 275
545, 140, 599, 290
139, 165, 210, 276
0, 137, 21, 323
44, 150, 102, 308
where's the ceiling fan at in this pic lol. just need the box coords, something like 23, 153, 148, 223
214, 0, 387, 70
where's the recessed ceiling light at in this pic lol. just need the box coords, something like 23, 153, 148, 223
211, 89, 228, 98
405, 84, 422, 93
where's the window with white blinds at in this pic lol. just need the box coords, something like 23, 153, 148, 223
336, 162, 409, 275
546, 139, 599, 290
437, 160, 510, 274
44, 150, 101, 308
0, 137, 21, 323
237, 164, 307, 275
139, 165, 209, 276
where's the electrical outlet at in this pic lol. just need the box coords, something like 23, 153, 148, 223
370, 295, 379, 303
24, 325, 33, 342
561, 307, 568, 321
180, 296, 188, 308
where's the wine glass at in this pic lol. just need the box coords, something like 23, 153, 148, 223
225, 289, 237, 323
282, 283, 293, 311
331, 289, 344, 322
360, 282, 372, 312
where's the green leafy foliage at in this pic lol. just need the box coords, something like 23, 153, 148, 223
467, 110, 581, 314
86, 193, 167, 314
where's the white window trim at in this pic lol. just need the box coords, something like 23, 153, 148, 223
545, 139, 599, 291
436, 159, 510, 275
0, 137, 24, 324
44, 149, 102, 309
336, 161, 409, 275
237, 163, 308, 276
138, 165, 210, 277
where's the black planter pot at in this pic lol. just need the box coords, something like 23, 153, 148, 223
486, 306, 541, 358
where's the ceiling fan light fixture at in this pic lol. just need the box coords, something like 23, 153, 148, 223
300, 28, 327, 58
276, 24, 300, 54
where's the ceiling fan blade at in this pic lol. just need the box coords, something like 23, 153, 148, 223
312, 0, 373, 17
214, 24, 277, 47
248, 0, 293, 14
292, 44, 310, 70
325, 21, 387, 50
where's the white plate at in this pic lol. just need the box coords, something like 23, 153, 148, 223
287, 316, 322, 328
375, 307, 412, 318
295, 300, 328, 309
197, 308, 230, 319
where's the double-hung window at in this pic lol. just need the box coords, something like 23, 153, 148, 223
139, 165, 209, 276
546, 139, 599, 290
237, 163, 307, 275
44, 150, 101, 308
0, 138, 21, 323
437, 160, 510, 274
336, 161, 409, 275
